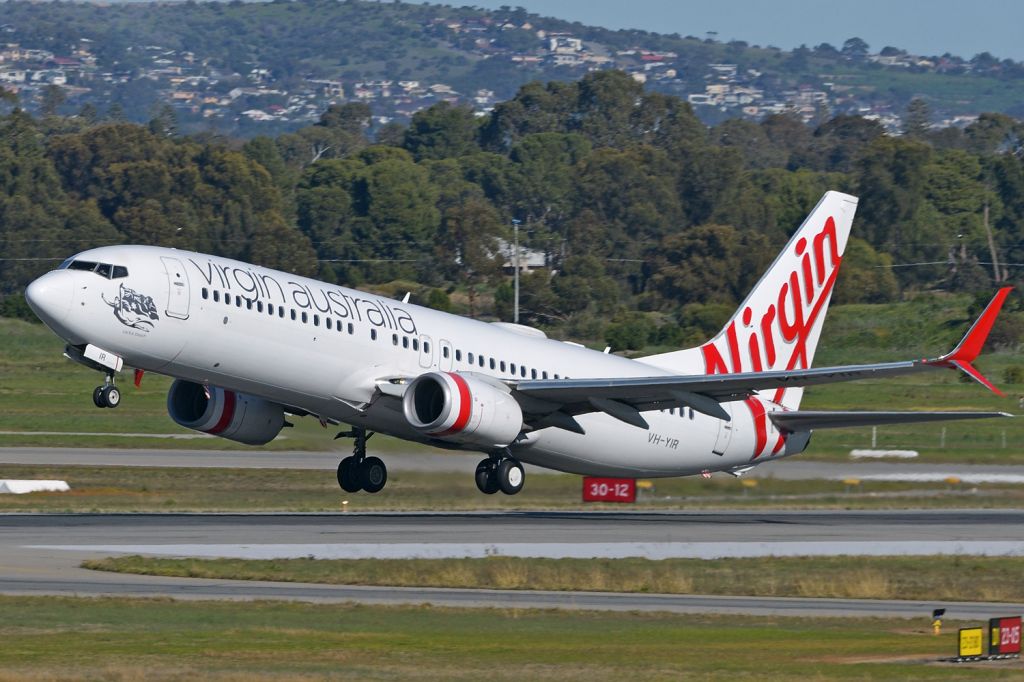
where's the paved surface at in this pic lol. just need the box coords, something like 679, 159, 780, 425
2, 511, 1024, 618
5, 447, 1024, 481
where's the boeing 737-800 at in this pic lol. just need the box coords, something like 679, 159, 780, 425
24, 191, 1011, 495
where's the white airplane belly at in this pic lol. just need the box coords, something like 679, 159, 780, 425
518, 408, 759, 477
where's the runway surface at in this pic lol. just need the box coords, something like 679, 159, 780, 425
5, 446, 1024, 481
2, 511, 1024, 618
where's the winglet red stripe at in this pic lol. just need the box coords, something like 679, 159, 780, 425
940, 287, 1012, 364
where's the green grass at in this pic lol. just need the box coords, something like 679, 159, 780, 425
2, 464, 1023, 511
0, 596, 1006, 680
83, 554, 1024, 604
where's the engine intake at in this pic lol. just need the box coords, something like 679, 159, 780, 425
403, 371, 523, 448
167, 379, 284, 445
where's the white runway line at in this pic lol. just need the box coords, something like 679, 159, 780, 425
857, 473, 1024, 483
32, 540, 1024, 560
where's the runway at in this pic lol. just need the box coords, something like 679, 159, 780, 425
5, 446, 1024, 481
2, 511, 1024, 618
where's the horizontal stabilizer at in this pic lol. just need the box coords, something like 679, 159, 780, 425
770, 410, 1012, 432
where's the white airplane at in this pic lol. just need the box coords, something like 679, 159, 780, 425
24, 191, 1011, 495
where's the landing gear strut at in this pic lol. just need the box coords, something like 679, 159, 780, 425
336, 427, 388, 494
92, 375, 120, 409
475, 453, 524, 496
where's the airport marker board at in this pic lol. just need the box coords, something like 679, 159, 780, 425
583, 477, 636, 503
990, 616, 1022, 655
959, 627, 984, 658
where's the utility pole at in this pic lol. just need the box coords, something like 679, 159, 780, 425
512, 218, 521, 324
982, 199, 1003, 282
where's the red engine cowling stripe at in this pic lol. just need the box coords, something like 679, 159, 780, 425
432, 373, 471, 437
208, 390, 236, 435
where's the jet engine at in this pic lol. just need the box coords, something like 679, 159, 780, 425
167, 379, 284, 445
402, 371, 523, 448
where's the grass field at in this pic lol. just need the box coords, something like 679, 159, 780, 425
83, 554, 1024, 604
2, 292, 1022, 464
1, 463, 1023, 511
0, 596, 1011, 680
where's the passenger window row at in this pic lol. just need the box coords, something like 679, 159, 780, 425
201, 287, 563, 380
201, 287, 356, 336
390, 333, 431, 355
438, 344, 559, 381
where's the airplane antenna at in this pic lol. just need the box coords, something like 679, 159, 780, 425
402, 292, 410, 303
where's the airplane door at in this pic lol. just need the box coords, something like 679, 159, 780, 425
161, 256, 190, 320
439, 339, 453, 371
711, 403, 734, 456
419, 334, 433, 369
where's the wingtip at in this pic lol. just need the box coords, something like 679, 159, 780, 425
934, 287, 1012, 367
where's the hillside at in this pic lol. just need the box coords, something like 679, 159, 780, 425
0, 1, 1023, 136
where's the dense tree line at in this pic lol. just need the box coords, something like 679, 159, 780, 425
2, 71, 1023, 348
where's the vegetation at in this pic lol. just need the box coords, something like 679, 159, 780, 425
84, 554, 1024, 603
0, 596, 988, 680
2, 463, 1024, 512
2, 70, 1024, 355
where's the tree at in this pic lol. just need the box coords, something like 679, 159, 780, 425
147, 104, 178, 138
841, 37, 869, 60
648, 224, 771, 308
404, 101, 481, 161
904, 98, 930, 139
317, 102, 372, 134
833, 237, 898, 303
434, 196, 503, 315
41, 85, 66, 117
812, 115, 885, 172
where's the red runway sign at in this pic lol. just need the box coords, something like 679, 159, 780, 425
583, 477, 636, 503
990, 616, 1022, 655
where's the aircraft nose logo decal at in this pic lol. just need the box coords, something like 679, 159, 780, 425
102, 283, 160, 331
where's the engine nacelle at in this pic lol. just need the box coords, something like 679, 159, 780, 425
167, 379, 284, 445
402, 371, 523, 448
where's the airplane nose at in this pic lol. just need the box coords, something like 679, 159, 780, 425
25, 271, 73, 325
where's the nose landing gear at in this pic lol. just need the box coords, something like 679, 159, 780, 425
335, 427, 388, 494
92, 375, 120, 409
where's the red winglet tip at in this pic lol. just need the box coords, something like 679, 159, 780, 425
954, 360, 1006, 398
941, 287, 1012, 364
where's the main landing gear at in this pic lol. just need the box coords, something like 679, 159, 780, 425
475, 454, 525, 496
92, 375, 120, 409
336, 427, 388, 494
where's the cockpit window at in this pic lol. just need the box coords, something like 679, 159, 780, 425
62, 260, 129, 279
66, 260, 98, 272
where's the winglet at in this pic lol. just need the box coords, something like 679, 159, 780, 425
929, 287, 1012, 396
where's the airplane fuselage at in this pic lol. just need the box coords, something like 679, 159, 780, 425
30, 244, 797, 477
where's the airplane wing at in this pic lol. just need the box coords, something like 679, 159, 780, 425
511, 288, 1013, 432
